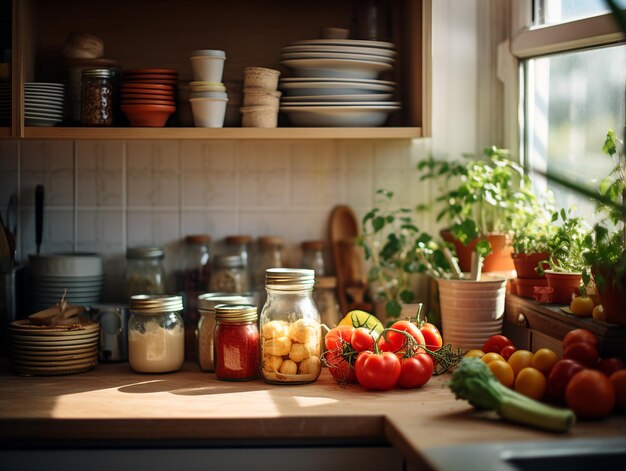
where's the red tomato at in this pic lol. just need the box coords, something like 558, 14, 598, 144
547, 359, 585, 402
354, 350, 401, 391
323, 325, 357, 383
610, 370, 626, 410
597, 357, 625, 377
323, 349, 357, 383
565, 369, 616, 419
563, 342, 599, 368
324, 325, 355, 351
377, 335, 393, 352
562, 329, 598, 351
500, 345, 517, 361
482, 335, 513, 355
350, 327, 376, 352
420, 323, 442, 351
397, 352, 434, 389
386, 321, 425, 354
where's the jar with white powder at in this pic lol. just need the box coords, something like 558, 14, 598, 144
128, 295, 185, 373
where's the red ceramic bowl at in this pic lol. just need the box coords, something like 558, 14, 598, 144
121, 83, 174, 92
124, 68, 178, 75
121, 90, 175, 99
122, 98, 176, 106
121, 104, 175, 127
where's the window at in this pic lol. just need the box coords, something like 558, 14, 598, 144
512, 0, 626, 222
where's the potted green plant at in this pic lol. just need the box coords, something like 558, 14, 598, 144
418, 146, 537, 273
360, 189, 449, 324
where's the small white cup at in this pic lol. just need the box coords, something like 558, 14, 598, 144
190, 50, 226, 82
190, 96, 228, 128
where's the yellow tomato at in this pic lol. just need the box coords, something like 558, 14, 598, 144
514, 367, 547, 400
488, 360, 515, 388
532, 348, 559, 375
338, 310, 384, 336
570, 296, 594, 317
464, 349, 485, 359
482, 352, 505, 364
508, 350, 534, 377
592, 304, 606, 323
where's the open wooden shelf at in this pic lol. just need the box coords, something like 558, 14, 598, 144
0, 127, 10, 138
22, 126, 422, 140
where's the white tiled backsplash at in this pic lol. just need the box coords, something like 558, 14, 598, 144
0, 138, 433, 302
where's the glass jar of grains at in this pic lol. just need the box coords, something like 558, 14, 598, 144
197, 292, 254, 372
260, 268, 322, 385
125, 247, 166, 300
209, 254, 247, 293
214, 304, 260, 381
128, 295, 184, 373
81, 67, 113, 126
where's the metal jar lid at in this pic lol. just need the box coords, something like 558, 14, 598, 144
126, 247, 165, 259
265, 268, 315, 290
258, 236, 284, 247
213, 254, 244, 268
130, 295, 183, 314
198, 292, 255, 313
215, 304, 258, 323
82, 68, 113, 79
185, 234, 211, 245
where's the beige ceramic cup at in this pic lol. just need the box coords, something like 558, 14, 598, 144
243, 67, 280, 91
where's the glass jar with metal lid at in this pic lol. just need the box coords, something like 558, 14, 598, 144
197, 292, 254, 372
214, 304, 260, 381
81, 67, 113, 126
253, 236, 284, 294
128, 295, 184, 373
209, 254, 247, 293
259, 268, 322, 384
125, 247, 166, 300
225, 235, 252, 287
300, 240, 326, 275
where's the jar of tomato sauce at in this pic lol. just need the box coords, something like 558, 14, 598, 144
214, 304, 259, 381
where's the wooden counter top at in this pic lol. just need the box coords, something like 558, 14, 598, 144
1, 361, 625, 468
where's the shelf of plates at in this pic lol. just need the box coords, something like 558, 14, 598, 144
10, 0, 430, 141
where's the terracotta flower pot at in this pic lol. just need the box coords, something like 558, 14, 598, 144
513, 277, 549, 299
594, 266, 626, 327
512, 252, 550, 279
544, 270, 582, 305
441, 230, 514, 273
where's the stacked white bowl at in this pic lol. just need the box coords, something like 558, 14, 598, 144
27, 253, 103, 313
189, 50, 228, 127
24, 82, 65, 127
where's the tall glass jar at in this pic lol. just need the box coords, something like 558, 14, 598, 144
128, 295, 184, 373
214, 304, 260, 381
177, 235, 211, 361
81, 67, 113, 126
197, 292, 254, 372
225, 235, 252, 287
300, 240, 326, 276
210, 254, 247, 293
125, 247, 166, 300
260, 268, 322, 385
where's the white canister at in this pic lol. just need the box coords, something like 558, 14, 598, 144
190, 50, 226, 82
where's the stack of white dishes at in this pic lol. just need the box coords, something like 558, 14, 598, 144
279, 39, 400, 127
9, 319, 99, 376
189, 50, 228, 128
0, 82, 10, 125
25, 82, 65, 126
28, 253, 103, 313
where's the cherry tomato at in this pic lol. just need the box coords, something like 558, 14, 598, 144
547, 359, 585, 402
562, 329, 598, 350
610, 370, 626, 410
350, 327, 376, 352
464, 349, 485, 359
323, 325, 357, 383
592, 304, 606, 322
565, 369, 616, 419
397, 352, 434, 388
481, 352, 505, 364
531, 348, 559, 375
386, 321, 425, 354
482, 335, 513, 355
563, 342, 599, 368
488, 360, 514, 388
500, 345, 516, 361
597, 357, 625, 377
420, 323, 443, 351
569, 296, 594, 317
354, 350, 401, 391
514, 367, 547, 400
508, 350, 534, 377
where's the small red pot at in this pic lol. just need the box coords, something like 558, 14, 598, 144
514, 277, 549, 299
512, 252, 549, 279
594, 265, 626, 327
545, 270, 582, 305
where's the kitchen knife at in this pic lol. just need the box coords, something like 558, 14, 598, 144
35, 184, 44, 255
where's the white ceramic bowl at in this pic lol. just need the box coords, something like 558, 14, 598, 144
29, 253, 103, 277
190, 52, 226, 82
190, 96, 228, 128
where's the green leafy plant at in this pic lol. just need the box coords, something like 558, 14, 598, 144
418, 146, 537, 257
511, 196, 556, 255
360, 189, 451, 319
541, 208, 591, 274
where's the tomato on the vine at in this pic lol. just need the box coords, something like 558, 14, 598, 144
482, 335, 513, 355
397, 352, 433, 389
419, 323, 442, 351
386, 320, 425, 354
354, 350, 401, 391
324, 325, 355, 351
323, 325, 357, 383
350, 327, 376, 352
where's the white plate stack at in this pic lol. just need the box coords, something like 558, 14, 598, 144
0, 82, 10, 125
9, 320, 99, 376
25, 82, 65, 127
279, 38, 400, 126
28, 253, 103, 313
